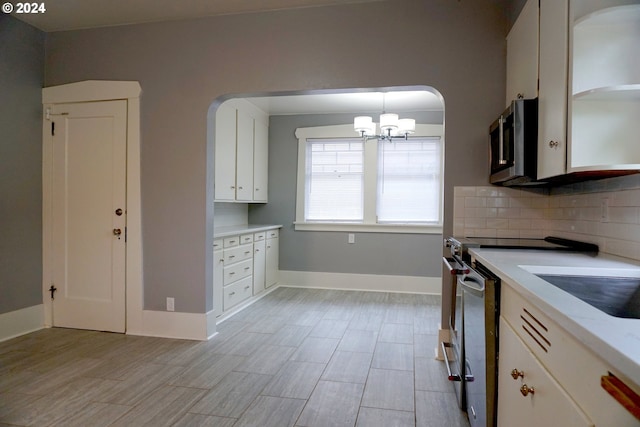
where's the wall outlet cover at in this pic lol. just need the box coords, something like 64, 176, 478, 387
166, 297, 175, 311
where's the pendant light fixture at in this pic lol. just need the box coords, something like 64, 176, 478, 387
354, 93, 415, 141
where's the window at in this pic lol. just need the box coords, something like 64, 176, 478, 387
295, 124, 444, 233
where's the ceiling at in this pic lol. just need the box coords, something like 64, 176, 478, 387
10, 0, 384, 32
244, 90, 444, 115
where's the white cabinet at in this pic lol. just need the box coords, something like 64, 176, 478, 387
500, 284, 640, 426
253, 120, 269, 202
506, 0, 539, 106
567, 1, 640, 172
265, 229, 279, 288
537, 0, 569, 180
213, 227, 280, 317
253, 233, 266, 295
214, 104, 238, 201
214, 99, 269, 202
497, 317, 593, 427
213, 239, 224, 317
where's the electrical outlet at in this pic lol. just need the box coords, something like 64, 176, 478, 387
166, 297, 175, 312
601, 198, 609, 222
348, 233, 355, 244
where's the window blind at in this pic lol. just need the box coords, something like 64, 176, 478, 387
377, 138, 442, 223
305, 139, 364, 222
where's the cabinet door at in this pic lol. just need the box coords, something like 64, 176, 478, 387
236, 109, 254, 201
498, 317, 593, 427
253, 239, 266, 295
265, 235, 279, 288
213, 249, 224, 316
506, 0, 539, 106
537, 0, 569, 180
253, 119, 269, 202
214, 104, 237, 201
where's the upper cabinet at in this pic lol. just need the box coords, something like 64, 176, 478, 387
505, 0, 640, 183
567, 0, 640, 172
537, 0, 569, 180
506, 0, 539, 106
214, 99, 269, 203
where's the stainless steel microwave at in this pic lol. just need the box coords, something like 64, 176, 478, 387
489, 98, 538, 186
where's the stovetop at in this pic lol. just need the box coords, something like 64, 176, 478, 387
449, 236, 599, 253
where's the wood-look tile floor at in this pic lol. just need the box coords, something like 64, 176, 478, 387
0, 287, 471, 427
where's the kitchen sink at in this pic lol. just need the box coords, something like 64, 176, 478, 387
535, 274, 640, 319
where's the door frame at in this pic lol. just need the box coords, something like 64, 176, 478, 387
42, 80, 143, 333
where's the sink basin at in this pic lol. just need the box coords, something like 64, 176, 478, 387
535, 274, 640, 319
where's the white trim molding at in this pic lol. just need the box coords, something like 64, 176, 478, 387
42, 80, 144, 335
278, 270, 442, 294
0, 305, 44, 342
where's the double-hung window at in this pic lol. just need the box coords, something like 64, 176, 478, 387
295, 124, 444, 233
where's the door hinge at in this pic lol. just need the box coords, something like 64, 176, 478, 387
125, 226, 127, 243
51, 122, 55, 136
49, 284, 57, 300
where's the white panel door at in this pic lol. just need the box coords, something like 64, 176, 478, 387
214, 104, 237, 201
537, 0, 568, 179
50, 100, 127, 333
236, 109, 254, 201
253, 120, 269, 202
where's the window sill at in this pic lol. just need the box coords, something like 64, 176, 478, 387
293, 222, 443, 234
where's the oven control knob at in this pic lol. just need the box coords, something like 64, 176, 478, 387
511, 369, 524, 380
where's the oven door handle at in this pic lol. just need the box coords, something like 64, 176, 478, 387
458, 275, 485, 298
465, 358, 475, 382
442, 257, 470, 275
441, 342, 462, 382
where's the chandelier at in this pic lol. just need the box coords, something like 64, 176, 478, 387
353, 93, 415, 141
354, 114, 415, 141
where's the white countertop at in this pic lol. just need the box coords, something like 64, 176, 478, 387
469, 248, 640, 388
214, 224, 282, 239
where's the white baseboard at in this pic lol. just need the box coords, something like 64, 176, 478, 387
206, 309, 218, 340
278, 270, 441, 294
0, 304, 44, 342
127, 310, 209, 341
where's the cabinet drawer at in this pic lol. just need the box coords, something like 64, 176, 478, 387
223, 236, 240, 248
213, 239, 223, 250
224, 244, 253, 264
240, 234, 253, 244
223, 275, 252, 311
254, 232, 266, 241
223, 258, 253, 285
267, 229, 279, 239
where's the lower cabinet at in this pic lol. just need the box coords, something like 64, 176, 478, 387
497, 317, 593, 427
213, 228, 280, 317
265, 230, 279, 288
499, 284, 640, 426
253, 233, 266, 295
213, 240, 224, 316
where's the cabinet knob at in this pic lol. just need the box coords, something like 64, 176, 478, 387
520, 384, 535, 397
548, 140, 559, 148
238, 186, 243, 190
510, 369, 524, 380
229, 291, 235, 296
231, 186, 235, 189
255, 188, 260, 191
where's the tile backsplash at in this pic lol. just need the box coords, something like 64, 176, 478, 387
453, 174, 640, 261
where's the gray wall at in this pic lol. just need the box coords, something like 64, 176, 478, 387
0, 16, 45, 314
249, 111, 445, 276
45, 0, 508, 313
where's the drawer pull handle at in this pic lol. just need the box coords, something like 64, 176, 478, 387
229, 255, 235, 259
244, 286, 250, 290
229, 272, 235, 276
244, 267, 250, 270
520, 384, 535, 397
511, 369, 524, 380
255, 249, 260, 252
245, 251, 251, 255
601, 372, 640, 420
229, 240, 236, 244
229, 291, 235, 296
